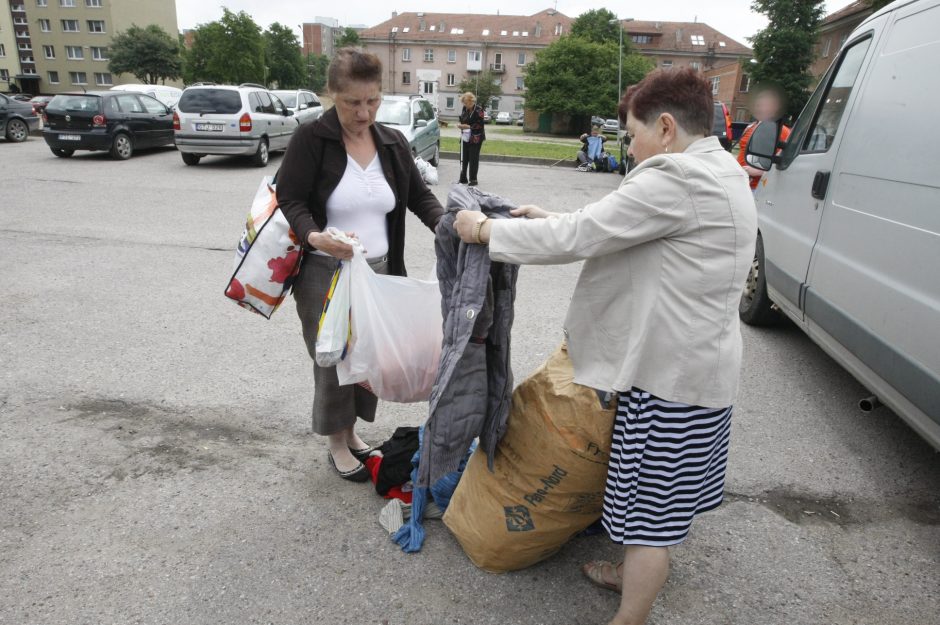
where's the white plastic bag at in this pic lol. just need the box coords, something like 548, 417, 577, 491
337, 248, 443, 403
414, 156, 439, 185
314, 257, 351, 367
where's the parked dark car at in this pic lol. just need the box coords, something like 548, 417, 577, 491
1, 93, 42, 142
29, 95, 56, 114
42, 91, 174, 159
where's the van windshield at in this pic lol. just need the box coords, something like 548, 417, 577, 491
178, 89, 242, 114
273, 92, 297, 108
376, 100, 411, 126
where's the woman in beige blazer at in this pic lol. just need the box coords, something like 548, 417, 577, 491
455, 69, 757, 625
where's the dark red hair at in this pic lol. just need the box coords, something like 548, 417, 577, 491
618, 68, 713, 136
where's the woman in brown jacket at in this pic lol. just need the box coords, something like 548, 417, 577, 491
277, 48, 444, 482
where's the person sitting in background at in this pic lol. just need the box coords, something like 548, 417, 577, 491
738, 86, 791, 193
577, 125, 608, 171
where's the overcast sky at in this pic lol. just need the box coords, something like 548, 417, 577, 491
175, 0, 844, 49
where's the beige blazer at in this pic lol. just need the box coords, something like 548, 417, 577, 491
489, 136, 757, 408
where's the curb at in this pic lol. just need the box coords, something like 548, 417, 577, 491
440, 151, 571, 168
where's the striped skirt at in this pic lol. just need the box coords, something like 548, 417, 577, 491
602, 388, 732, 547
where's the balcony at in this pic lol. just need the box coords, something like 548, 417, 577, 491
11, 4, 26, 12
16, 31, 30, 39
490, 63, 505, 73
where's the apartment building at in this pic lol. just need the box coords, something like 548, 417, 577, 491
4, 0, 179, 95
359, 9, 574, 116
0, 4, 16, 89
810, 1, 872, 83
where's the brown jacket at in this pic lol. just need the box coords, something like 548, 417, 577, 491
276, 107, 444, 276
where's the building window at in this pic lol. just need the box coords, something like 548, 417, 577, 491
631, 35, 652, 44
445, 96, 455, 109
43, 44, 55, 58
48, 70, 59, 83
424, 48, 433, 62
39, 18, 51, 31
514, 100, 524, 111
822, 37, 832, 57
468, 50, 481, 63
554, 23, 563, 36
447, 49, 456, 63
86, 0, 102, 5
422, 81, 433, 95
0, 69, 9, 82
94, 71, 111, 85
710, 76, 720, 95
87, 20, 105, 33
69, 71, 87, 84
66, 45, 83, 59
517, 52, 526, 65
662, 60, 673, 69
59, 0, 75, 6
446, 73, 455, 86
37, 0, 48, 6
402, 71, 410, 85
61, 19, 79, 32
739, 73, 750, 93
401, 47, 411, 61
91, 46, 107, 60
691, 35, 706, 46
516, 77, 524, 90
690, 61, 701, 70
0, 44, 5, 57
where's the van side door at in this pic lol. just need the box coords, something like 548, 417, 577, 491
804, 2, 940, 424
758, 35, 875, 320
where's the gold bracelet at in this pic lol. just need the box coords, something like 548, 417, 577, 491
472, 216, 489, 244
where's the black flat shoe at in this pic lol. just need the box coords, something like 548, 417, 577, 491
327, 451, 370, 482
468, 180, 479, 186
349, 445, 377, 462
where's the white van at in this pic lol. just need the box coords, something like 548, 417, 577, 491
110, 84, 182, 108
742, 0, 940, 449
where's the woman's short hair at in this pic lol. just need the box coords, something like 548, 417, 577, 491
460, 92, 476, 105
327, 47, 383, 93
618, 68, 713, 136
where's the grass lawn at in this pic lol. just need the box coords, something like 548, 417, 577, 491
441, 136, 577, 161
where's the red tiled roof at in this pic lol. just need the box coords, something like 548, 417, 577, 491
623, 20, 752, 56
359, 9, 573, 45
823, 1, 873, 25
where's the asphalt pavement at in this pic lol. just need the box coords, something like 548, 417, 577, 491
1, 138, 938, 625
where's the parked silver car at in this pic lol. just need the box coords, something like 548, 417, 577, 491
271, 89, 324, 126
375, 95, 440, 165
173, 84, 298, 167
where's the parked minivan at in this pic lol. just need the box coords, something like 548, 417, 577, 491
741, 0, 940, 449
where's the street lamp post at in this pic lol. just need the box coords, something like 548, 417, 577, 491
609, 17, 635, 99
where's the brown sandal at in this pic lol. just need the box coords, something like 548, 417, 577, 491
581, 560, 623, 593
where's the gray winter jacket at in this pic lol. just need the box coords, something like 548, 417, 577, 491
417, 185, 519, 487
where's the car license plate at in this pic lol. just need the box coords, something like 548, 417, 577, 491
195, 123, 224, 132
58, 134, 81, 141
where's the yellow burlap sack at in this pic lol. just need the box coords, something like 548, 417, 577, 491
443, 343, 615, 573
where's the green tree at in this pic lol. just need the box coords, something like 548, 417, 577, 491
524, 36, 653, 116
748, 0, 826, 120
457, 70, 504, 112
108, 24, 181, 84
335, 27, 361, 47
570, 7, 630, 49
183, 9, 265, 85
306, 53, 330, 93
264, 22, 305, 88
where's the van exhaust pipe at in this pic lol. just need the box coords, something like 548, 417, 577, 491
859, 395, 881, 412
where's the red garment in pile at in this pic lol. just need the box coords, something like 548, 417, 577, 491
364, 456, 413, 504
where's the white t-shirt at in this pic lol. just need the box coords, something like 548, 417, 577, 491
317, 153, 396, 259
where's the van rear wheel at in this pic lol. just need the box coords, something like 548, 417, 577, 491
252, 139, 269, 167
739, 234, 778, 326
51, 148, 74, 158
181, 152, 201, 166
